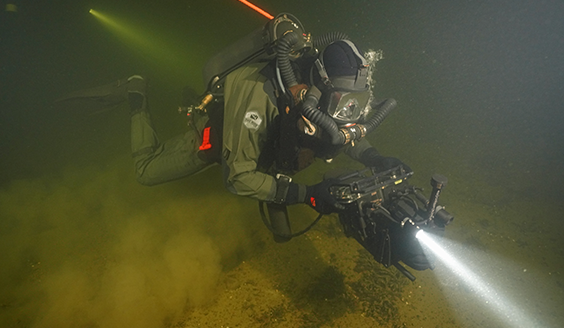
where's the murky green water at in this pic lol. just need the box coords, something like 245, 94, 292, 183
1, 0, 563, 327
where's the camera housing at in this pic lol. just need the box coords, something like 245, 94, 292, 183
329, 165, 454, 280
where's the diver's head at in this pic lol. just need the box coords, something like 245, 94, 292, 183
313, 40, 371, 125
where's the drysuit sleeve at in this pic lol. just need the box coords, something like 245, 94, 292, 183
221, 63, 279, 202
343, 137, 374, 162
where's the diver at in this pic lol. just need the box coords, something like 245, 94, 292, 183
57, 14, 407, 242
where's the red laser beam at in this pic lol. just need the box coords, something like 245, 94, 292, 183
238, 0, 274, 20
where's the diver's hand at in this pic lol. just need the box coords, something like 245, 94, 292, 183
359, 147, 412, 173
371, 156, 411, 172
305, 179, 345, 214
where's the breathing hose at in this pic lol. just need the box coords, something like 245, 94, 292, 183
313, 32, 350, 48
276, 31, 300, 88
301, 86, 342, 144
362, 98, 397, 135
276, 31, 352, 91
301, 87, 397, 145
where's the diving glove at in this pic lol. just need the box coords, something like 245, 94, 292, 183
278, 176, 344, 214
304, 179, 345, 214
359, 147, 412, 173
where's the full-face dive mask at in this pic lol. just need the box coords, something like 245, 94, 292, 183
324, 76, 371, 125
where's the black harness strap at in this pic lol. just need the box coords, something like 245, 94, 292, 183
256, 63, 302, 174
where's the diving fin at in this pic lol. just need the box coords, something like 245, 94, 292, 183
55, 75, 145, 108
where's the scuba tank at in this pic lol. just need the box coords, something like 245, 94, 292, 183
187, 13, 313, 113
183, 12, 352, 115
202, 12, 312, 93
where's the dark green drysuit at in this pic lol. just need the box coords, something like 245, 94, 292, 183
132, 62, 372, 202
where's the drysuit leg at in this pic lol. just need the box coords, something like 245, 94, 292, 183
130, 101, 212, 186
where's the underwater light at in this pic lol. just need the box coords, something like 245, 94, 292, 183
416, 231, 543, 328
88, 9, 122, 33
6, 3, 18, 12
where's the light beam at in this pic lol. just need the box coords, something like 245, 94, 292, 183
87, 8, 200, 78
416, 231, 545, 328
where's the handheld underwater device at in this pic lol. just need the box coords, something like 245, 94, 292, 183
330, 166, 454, 281
259, 164, 454, 281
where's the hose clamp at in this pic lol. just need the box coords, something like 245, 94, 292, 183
359, 124, 367, 138
340, 128, 352, 144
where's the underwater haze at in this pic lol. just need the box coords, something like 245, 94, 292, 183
1, 0, 563, 327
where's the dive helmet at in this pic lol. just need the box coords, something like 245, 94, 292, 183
314, 40, 371, 125
301, 40, 396, 145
